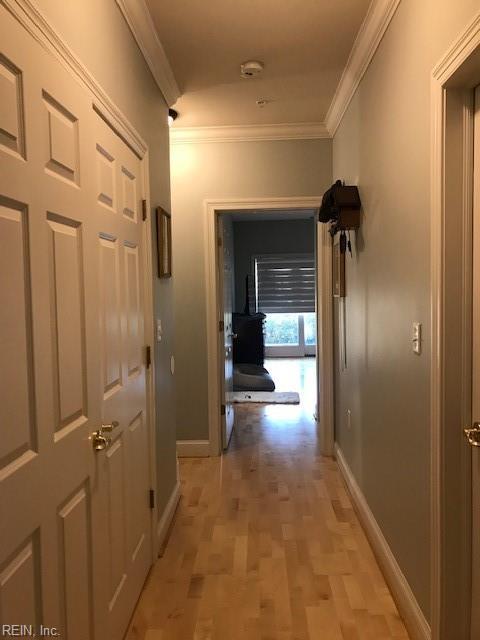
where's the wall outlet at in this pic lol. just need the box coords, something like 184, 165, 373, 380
346, 409, 352, 430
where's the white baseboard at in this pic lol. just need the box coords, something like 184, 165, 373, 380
334, 444, 430, 640
156, 481, 180, 555
176, 439, 210, 457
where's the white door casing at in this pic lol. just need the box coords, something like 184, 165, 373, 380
0, 5, 154, 639
430, 13, 480, 639
471, 83, 480, 640
204, 198, 331, 457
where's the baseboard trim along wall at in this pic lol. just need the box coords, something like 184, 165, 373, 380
156, 481, 180, 555
334, 444, 431, 640
176, 440, 210, 457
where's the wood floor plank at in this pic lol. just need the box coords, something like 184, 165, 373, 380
126, 359, 410, 640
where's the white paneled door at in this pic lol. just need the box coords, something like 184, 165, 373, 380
471, 84, 480, 640
0, 6, 152, 640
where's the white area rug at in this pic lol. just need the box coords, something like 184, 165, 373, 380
232, 391, 300, 404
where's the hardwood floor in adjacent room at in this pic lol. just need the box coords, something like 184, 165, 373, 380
127, 358, 409, 640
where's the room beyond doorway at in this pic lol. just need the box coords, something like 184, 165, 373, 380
225, 209, 318, 442
264, 357, 317, 414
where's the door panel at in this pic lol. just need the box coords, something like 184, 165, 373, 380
47, 214, 87, 435
218, 217, 235, 449
0, 201, 35, 470
472, 84, 480, 640
0, 7, 151, 639
94, 115, 150, 640
99, 234, 123, 397
57, 484, 93, 640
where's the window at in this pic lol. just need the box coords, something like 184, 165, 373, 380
264, 313, 299, 346
254, 254, 316, 356
304, 312, 316, 346
254, 254, 315, 314
264, 313, 316, 356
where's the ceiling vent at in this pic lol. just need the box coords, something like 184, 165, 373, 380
240, 61, 264, 79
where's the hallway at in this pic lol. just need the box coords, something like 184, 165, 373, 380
127, 359, 409, 640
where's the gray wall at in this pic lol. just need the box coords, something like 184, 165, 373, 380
332, 0, 480, 621
233, 219, 315, 313
171, 139, 332, 440
40, 0, 177, 516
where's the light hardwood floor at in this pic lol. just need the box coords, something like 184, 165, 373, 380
127, 358, 409, 640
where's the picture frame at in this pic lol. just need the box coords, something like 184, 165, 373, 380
156, 207, 172, 278
332, 242, 345, 297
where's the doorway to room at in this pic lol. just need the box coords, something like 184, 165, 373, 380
218, 207, 319, 450
204, 196, 333, 458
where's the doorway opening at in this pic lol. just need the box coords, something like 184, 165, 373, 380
203, 197, 333, 458
232, 211, 317, 416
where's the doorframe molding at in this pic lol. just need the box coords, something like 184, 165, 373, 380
203, 196, 333, 457
430, 11, 480, 639
2, 0, 161, 562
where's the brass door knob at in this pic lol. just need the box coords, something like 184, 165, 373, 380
464, 423, 480, 447
90, 421, 119, 452
91, 431, 110, 451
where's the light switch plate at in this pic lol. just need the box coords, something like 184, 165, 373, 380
156, 318, 162, 342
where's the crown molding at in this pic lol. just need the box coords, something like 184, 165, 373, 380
115, 0, 180, 106
325, 0, 401, 137
170, 121, 330, 144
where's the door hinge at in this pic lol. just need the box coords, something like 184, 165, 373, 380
219, 320, 224, 332
149, 488, 155, 509
142, 199, 147, 221
221, 404, 226, 416
145, 345, 151, 369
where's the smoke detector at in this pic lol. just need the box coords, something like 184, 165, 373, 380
240, 60, 264, 79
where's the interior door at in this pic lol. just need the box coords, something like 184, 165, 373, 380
0, 7, 151, 639
471, 84, 480, 640
93, 110, 151, 640
218, 216, 235, 449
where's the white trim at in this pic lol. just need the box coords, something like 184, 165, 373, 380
170, 122, 330, 145
156, 481, 180, 554
335, 445, 430, 640
432, 12, 480, 84
2, 0, 148, 159
430, 11, 480, 639
204, 197, 333, 457
176, 440, 210, 457
115, 0, 180, 107
325, 0, 401, 136
317, 222, 334, 455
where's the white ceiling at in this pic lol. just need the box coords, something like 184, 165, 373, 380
146, 0, 371, 129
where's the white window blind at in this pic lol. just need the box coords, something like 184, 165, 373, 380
254, 253, 315, 313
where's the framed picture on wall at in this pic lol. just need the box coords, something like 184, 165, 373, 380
332, 242, 345, 297
156, 207, 172, 278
